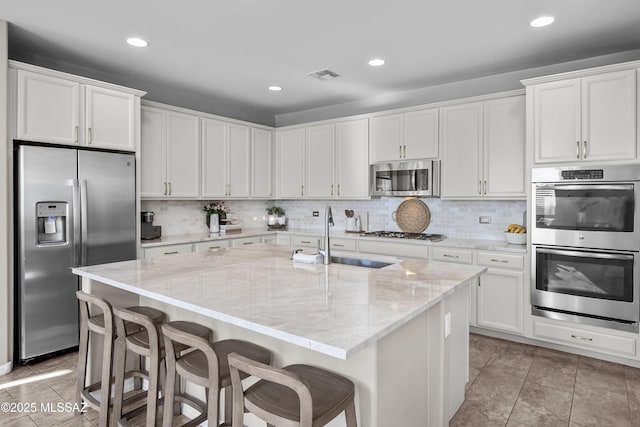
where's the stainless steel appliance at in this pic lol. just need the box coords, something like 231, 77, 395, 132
141, 211, 161, 240
361, 230, 445, 241
371, 159, 440, 197
14, 143, 136, 363
531, 164, 640, 332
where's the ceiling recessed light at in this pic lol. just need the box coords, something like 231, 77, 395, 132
126, 37, 148, 47
530, 16, 555, 28
268, 86, 282, 91
368, 58, 385, 67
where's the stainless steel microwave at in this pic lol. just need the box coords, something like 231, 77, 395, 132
371, 160, 440, 197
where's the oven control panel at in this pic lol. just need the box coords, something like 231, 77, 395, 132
561, 169, 604, 180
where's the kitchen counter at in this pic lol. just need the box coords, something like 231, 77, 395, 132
142, 227, 527, 254
73, 244, 485, 426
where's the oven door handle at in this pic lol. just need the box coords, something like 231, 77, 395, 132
538, 184, 634, 192
536, 247, 634, 261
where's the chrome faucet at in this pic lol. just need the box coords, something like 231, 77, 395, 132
319, 205, 334, 264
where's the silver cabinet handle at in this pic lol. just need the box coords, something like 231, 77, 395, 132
399, 145, 403, 158
207, 246, 221, 251
571, 334, 593, 342
168, 182, 172, 195
242, 241, 254, 245
301, 185, 304, 196
490, 258, 509, 263
483, 180, 487, 195
337, 184, 340, 196
332, 244, 345, 247
403, 145, 407, 158
164, 182, 167, 195
331, 184, 334, 196
576, 141, 580, 159
87, 127, 92, 144
301, 240, 312, 244
164, 251, 179, 255
583, 141, 587, 159
74, 126, 79, 143
443, 254, 459, 259
478, 180, 482, 195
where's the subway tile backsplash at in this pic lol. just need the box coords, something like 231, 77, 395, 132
142, 198, 527, 241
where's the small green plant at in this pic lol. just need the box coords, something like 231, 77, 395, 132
266, 206, 285, 216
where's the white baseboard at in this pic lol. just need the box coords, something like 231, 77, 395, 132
0, 361, 12, 376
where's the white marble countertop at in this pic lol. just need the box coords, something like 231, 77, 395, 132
73, 244, 486, 359
142, 228, 527, 254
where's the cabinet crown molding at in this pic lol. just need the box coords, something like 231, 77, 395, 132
521, 59, 640, 86
10, 60, 147, 97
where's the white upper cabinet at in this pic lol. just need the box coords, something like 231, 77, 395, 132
277, 119, 370, 199
370, 108, 438, 162
277, 128, 306, 198
530, 68, 637, 163
306, 124, 336, 198
251, 128, 273, 198
141, 105, 200, 198
15, 67, 139, 151
441, 95, 525, 199
335, 119, 370, 198
202, 119, 251, 198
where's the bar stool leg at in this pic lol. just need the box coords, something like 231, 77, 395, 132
345, 401, 357, 427
98, 330, 114, 427
162, 341, 177, 427
75, 302, 89, 413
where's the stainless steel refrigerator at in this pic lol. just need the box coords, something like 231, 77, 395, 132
14, 143, 136, 363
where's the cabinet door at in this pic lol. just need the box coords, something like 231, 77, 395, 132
404, 108, 439, 159
252, 128, 273, 198
581, 70, 636, 161
140, 106, 167, 197
484, 96, 526, 198
533, 79, 581, 163
476, 269, 523, 334
227, 124, 251, 198
84, 85, 135, 151
201, 118, 227, 197
336, 119, 369, 198
166, 111, 200, 197
17, 70, 80, 145
306, 124, 335, 198
441, 103, 483, 198
143, 243, 193, 259
370, 113, 403, 162
277, 128, 306, 198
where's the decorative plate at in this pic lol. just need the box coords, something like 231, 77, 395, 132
394, 198, 431, 233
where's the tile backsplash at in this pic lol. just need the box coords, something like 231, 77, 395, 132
142, 198, 527, 241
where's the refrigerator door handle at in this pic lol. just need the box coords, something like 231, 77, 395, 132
80, 179, 88, 266
71, 178, 82, 268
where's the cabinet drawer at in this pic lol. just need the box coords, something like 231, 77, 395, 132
330, 238, 356, 252
276, 235, 291, 246
533, 320, 636, 357
144, 243, 193, 259
291, 235, 320, 248
477, 251, 524, 270
357, 240, 428, 259
231, 236, 263, 247
431, 247, 473, 264
194, 240, 230, 252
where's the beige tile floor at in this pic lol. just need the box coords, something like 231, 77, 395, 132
1, 333, 639, 426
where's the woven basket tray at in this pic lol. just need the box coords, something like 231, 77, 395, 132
394, 199, 431, 233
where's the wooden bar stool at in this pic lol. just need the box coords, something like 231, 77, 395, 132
74, 291, 164, 427
161, 321, 272, 427
228, 352, 357, 427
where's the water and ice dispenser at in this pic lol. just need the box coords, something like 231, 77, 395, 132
36, 202, 68, 245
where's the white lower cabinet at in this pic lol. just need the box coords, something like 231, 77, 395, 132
143, 243, 193, 259
230, 236, 264, 247
329, 238, 356, 252
291, 234, 320, 249
357, 240, 428, 259
533, 319, 636, 358
431, 247, 473, 264
475, 251, 524, 334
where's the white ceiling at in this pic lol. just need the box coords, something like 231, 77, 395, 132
2, 0, 640, 125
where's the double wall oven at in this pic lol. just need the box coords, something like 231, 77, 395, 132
531, 165, 640, 332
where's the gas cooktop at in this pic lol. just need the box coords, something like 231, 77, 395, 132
361, 231, 445, 242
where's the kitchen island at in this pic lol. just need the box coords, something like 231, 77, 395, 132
73, 244, 485, 427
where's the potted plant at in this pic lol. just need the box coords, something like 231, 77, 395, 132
266, 206, 285, 225
203, 201, 227, 232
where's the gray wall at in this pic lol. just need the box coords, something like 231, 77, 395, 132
1, 19, 11, 373
275, 48, 640, 127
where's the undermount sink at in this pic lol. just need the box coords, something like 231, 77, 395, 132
330, 256, 393, 269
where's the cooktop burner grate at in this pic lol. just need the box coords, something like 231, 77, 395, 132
361, 231, 445, 241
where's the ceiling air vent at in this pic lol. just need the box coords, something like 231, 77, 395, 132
307, 68, 340, 81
